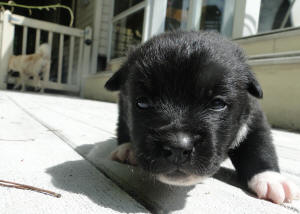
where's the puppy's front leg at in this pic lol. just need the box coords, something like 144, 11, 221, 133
110, 143, 137, 166
110, 98, 137, 165
229, 122, 300, 204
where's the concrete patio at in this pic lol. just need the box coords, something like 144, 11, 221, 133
0, 90, 300, 214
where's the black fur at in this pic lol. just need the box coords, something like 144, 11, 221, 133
105, 31, 279, 185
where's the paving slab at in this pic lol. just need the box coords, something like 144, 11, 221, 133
0, 91, 148, 214
3, 91, 300, 214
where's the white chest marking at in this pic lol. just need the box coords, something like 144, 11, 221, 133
230, 123, 249, 149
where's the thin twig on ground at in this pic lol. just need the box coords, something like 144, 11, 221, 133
0, 179, 61, 198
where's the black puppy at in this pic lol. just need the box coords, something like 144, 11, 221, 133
105, 31, 299, 204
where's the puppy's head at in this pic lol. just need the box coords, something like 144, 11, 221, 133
105, 31, 262, 186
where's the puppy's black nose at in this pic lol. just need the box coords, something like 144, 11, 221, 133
162, 133, 193, 164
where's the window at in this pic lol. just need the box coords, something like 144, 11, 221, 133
164, 0, 235, 38
258, 0, 300, 33
199, 0, 234, 37
165, 0, 190, 31
164, 0, 300, 38
111, 9, 144, 58
114, 0, 144, 15
107, 0, 300, 62
109, 0, 147, 59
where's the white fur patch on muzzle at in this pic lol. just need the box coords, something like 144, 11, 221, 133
157, 174, 207, 186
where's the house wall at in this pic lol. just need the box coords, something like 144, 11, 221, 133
0, 12, 3, 60
235, 28, 300, 131
253, 63, 300, 131
75, 0, 113, 55
75, 0, 113, 72
82, 71, 118, 102
98, 0, 113, 56
75, 0, 95, 29
235, 28, 300, 55
79, 0, 300, 131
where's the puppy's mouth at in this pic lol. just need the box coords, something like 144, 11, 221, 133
156, 168, 207, 186
166, 169, 187, 178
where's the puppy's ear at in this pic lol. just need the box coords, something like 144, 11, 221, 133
247, 71, 263, 99
105, 64, 128, 91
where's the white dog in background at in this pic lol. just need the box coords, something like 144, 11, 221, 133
8, 43, 51, 91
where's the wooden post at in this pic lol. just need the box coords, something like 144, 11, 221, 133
0, 12, 3, 57
35, 29, 41, 51
232, 0, 261, 38
91, 0, 103, 74
0, 10, 15, 89
44, 32, 53, 82
76, 37, 84, 90
67, 36, 75, 84
187, 0, 202, 31
22, 26, 28, 54
80, 26, 92, 97
57, 33, 64, 83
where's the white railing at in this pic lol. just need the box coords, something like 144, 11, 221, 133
0, 10, 92, 95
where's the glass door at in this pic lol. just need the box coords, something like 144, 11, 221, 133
108, 0, 150, 60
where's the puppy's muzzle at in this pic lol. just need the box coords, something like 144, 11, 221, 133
162, 132, 194, 165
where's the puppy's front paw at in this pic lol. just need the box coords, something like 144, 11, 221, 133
110, 143, 137, 166
248, 171, 300, 204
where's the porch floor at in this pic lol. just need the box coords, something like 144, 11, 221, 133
0, 91, 300, 214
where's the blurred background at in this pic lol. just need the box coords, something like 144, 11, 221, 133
0, 0, 300, 131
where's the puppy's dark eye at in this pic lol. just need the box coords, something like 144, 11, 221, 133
210, 98, 227, 111
136, 97, 151, 109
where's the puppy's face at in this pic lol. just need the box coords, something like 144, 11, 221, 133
106, 32, 263, 186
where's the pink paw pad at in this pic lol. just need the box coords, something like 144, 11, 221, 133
248, 171, 300, 204
110, 143, 137, 166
